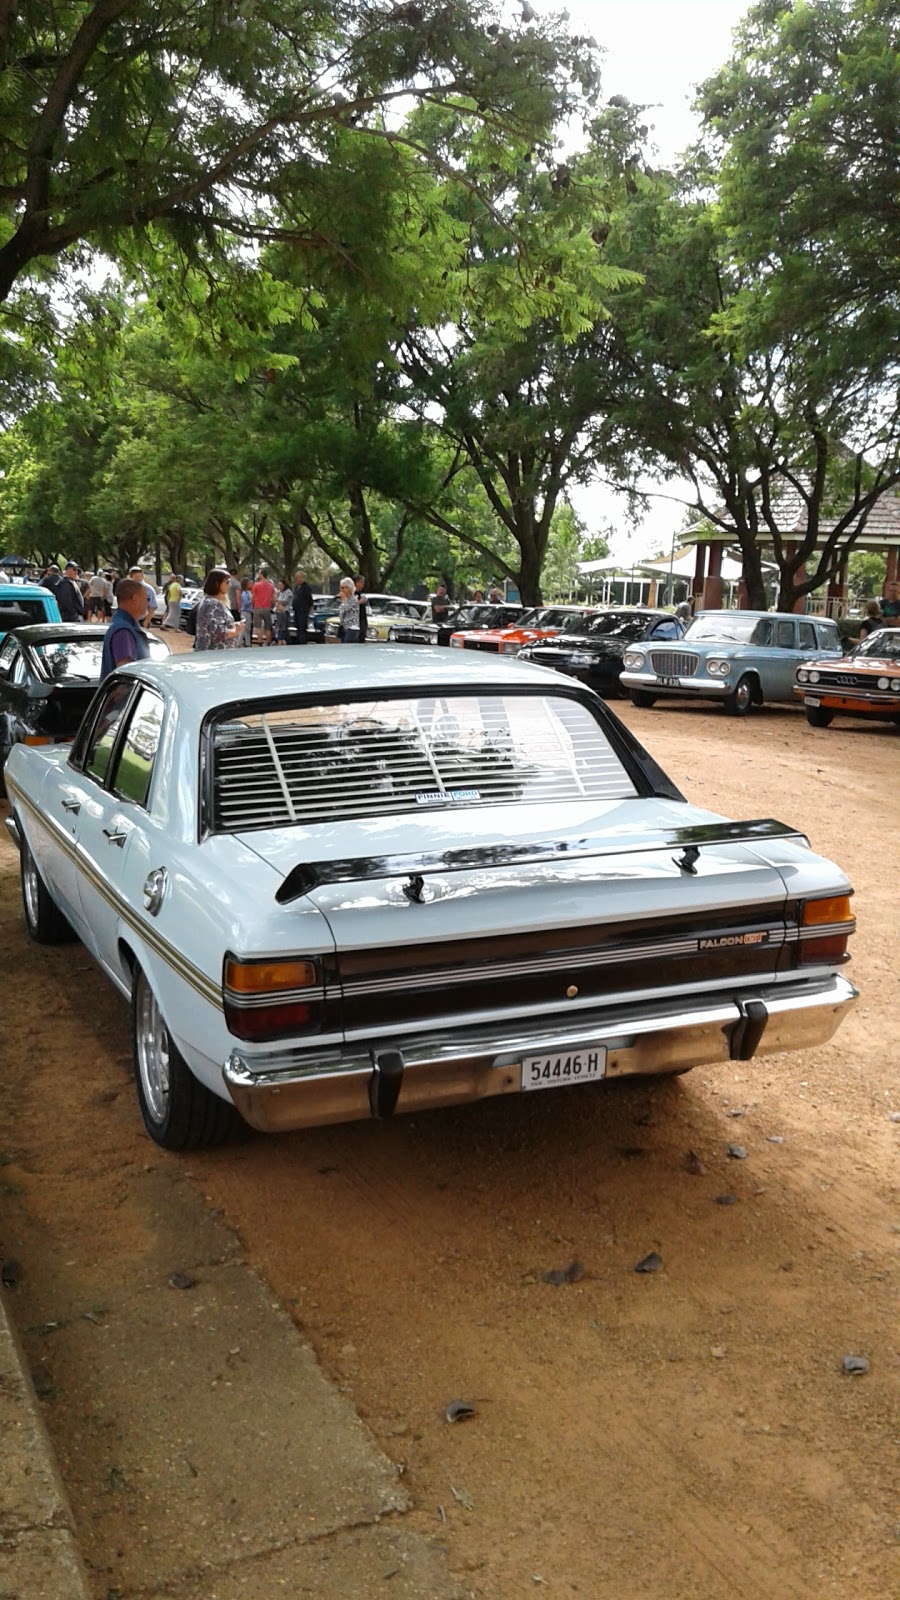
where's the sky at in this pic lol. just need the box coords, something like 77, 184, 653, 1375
552, 0, 753, 559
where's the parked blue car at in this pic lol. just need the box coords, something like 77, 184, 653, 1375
619, 610, 843, 716
0, 583, 62, 644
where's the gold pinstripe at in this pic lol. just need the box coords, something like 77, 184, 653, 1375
7, 776, 221, 1007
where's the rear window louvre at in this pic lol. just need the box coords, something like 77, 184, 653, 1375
211, 694, 636, 832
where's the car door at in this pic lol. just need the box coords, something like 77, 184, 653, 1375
0, 637, 26, 766
66, 679, 144, 974
757, 618, 799, 699
73, 683, 166, 981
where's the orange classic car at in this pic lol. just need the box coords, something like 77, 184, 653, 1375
449, 604, 598, 654
795, 627, 900, 728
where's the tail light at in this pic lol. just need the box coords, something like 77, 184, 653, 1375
798, 894, 854, 965
24, 735, 54, 746
223, 955, 324, 1042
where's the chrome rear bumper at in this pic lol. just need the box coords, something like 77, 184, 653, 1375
222, 974, 857, 1133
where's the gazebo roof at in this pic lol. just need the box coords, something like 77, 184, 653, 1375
685, 483, 900, 549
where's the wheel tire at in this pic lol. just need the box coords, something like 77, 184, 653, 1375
131, 964, 239, 1150
629, 690, 658, 708
723, 674, 755, 717
805, 706, 834, 728
20, 836, 75, 944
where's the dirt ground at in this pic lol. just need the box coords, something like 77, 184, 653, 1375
0, 665, 897, 1600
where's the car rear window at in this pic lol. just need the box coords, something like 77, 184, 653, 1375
210, 692, 636, 832
0, 600, 48, 632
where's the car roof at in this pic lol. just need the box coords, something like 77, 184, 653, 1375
119, 643, 569, 714
0, 583, 57, 601
691, 609, 837, 624
5, 623, 108, 645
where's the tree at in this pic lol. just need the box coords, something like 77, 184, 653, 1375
698, 0, 899, 363
541, 500, 609, 596
601, 175, 900, 611
0, 1, 596, 308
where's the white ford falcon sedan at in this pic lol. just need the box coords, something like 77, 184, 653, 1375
3, 649, 857, 1150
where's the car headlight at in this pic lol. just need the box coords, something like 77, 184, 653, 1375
707, 658, 730, 676
566, 652, 595, 666
622, 652, 644, 669
891, 678, 900, 691
500, 640, 521, 654
388, 628, 399, 641
797, 669, 808, 682
877, 676, 889, 689
449, 637, 463, 648
807, 670, 820, 683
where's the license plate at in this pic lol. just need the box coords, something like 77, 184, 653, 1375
521, 1046, 607, 1092
804, 696, 821, 707
657, 675, 680, 687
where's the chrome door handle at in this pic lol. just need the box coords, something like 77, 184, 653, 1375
61, 798, 80, 814
103, 828, 127, 847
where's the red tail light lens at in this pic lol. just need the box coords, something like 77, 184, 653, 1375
223, 955, 323, 1042
798, 895, 854, 965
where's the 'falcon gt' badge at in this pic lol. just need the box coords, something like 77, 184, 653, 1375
698, 931, 768, 950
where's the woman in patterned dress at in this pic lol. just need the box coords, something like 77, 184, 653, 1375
195, 570, 243, 650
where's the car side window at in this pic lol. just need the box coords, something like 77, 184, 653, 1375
0, 638, 17, 678
108, 687, 164, 809
752, 619, 773, 646
10, 651, 28, 686
83, 682, 135, 785
773, 621, 796, 648
649, 620, 680, 639
798, 621, 817, 651
816, 623, 839, 649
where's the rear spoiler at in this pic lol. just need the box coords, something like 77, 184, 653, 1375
275, 818, 806, 904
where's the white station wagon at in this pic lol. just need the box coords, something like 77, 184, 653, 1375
4, 650, 857, 1149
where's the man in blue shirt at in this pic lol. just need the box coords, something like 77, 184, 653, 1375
100, 580, 152, 679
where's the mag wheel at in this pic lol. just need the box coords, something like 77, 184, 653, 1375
131, 964, 238, 1150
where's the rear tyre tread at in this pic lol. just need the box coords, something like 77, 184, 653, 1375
20, 837, 76, 944
630, 690, 658, 709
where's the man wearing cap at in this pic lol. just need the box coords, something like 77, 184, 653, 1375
57, 562, 86, 622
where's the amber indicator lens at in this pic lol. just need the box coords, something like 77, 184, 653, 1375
801, 895, 853, 927
224, 957, 317, 993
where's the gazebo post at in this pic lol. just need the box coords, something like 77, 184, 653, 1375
692, 542, 707, 611
885, 549, 898, 595
827, 553, 849, 618
702, 541, 724, 609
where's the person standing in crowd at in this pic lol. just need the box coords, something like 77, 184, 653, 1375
855, 599, 883, 642
431, 583, 451, 623
338, 577, 360, 642
100, 579, 152, 679
226, 570, 242, 624
293, 568, 314, 644
273, 599, 290, 644
471, 588, 484, 603
882, 580, 900, 624
487, 583, 503, 603
163, 573, 182, 629
87, 568, 109, 621
41, 563, 61, 595
128, 566, 156, 625
57, 562, 86, 621
195, 571, 243, 650
251, 569, 276, 645
239, 576, 254, 645
675, 600, 693, 624
353, 575, 367, 642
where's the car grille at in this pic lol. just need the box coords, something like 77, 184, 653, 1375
818, 671, 877, 690
463, 638, 500, 651
650, 650, 699, 676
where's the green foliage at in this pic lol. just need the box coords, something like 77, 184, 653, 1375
846, 551, 886, 602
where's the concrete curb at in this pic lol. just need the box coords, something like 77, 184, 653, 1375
0, 1286, 91, 1599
